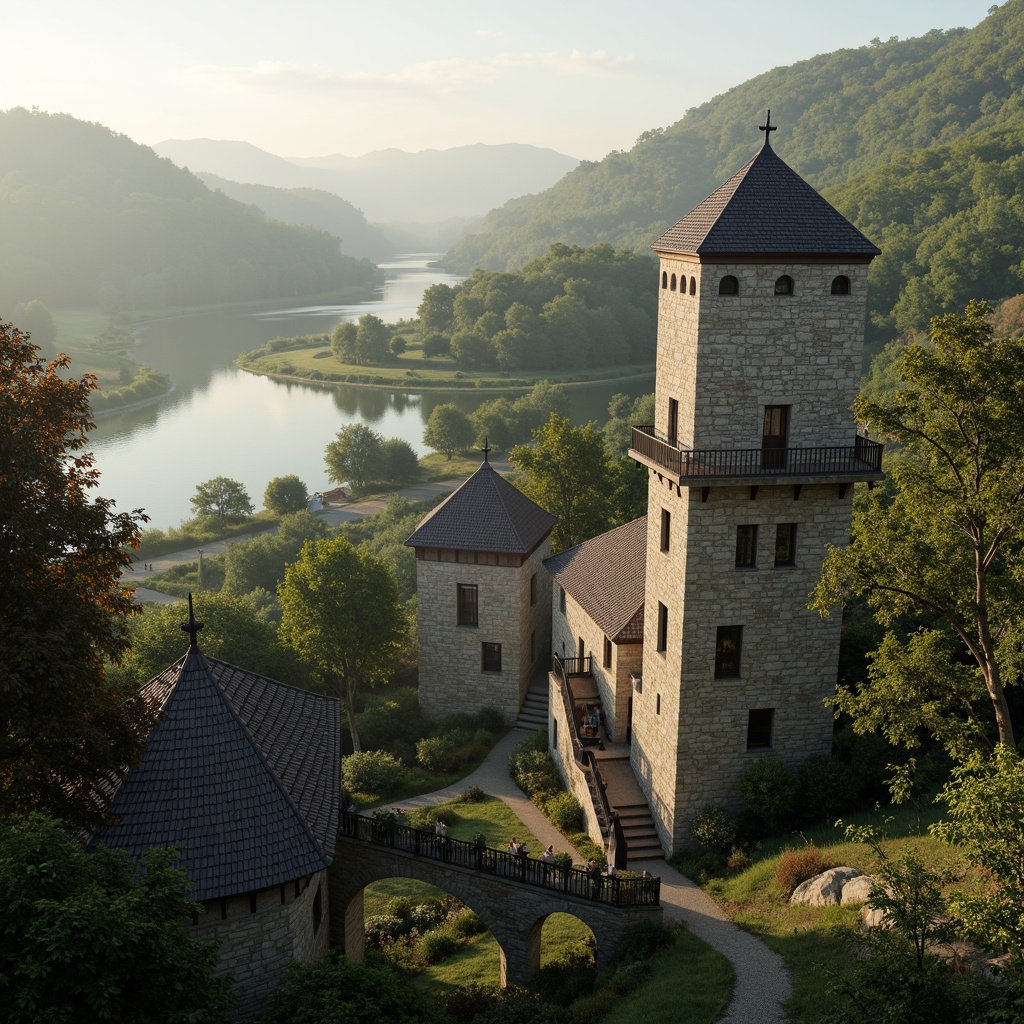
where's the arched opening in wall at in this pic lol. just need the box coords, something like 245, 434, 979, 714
831, 275, 850, 295
670, 273, 677, 291
679, 274, 687, 294
689, 277, 696, 295
774, 275, 794, 296
530, 912, 597, 990
661, 270, 667, 289
718, 275, 738, 296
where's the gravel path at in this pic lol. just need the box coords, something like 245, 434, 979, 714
386, 725, 792, 1023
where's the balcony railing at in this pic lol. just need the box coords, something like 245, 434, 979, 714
630, 426, 883, 483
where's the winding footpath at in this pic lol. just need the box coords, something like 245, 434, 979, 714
390, 727, 792, 1023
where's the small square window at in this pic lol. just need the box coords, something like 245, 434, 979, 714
457, 584, 478, 626
735, 524, 757, 568
775, 524, 797, 567
746, 708, 774, 750
657, 602, 668, 653
530, 573, 537, 606
603, 637, 612, 669
482, 642, 502, 672
715, 625, 742, 678
660, 508, 671, 552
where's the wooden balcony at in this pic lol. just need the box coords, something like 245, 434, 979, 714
629, 425, 884, 486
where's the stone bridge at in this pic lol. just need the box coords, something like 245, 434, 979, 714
328, 821, 663, 985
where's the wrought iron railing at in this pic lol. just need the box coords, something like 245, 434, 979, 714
338, 809, 659, 907
552, 655, 612, 840
630, 425, 883, 481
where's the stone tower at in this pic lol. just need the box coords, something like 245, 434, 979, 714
405, 458, 555, 723
627, 118, 883, 853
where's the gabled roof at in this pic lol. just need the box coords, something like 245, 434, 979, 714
653, 139, 880, 258
91, 647, 340, 902
405, 460, 555, 555
544, 517, 647, 643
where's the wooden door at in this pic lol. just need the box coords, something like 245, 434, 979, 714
761, 405, 789, 469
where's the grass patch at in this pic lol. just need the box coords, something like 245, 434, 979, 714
136, 512, 280, 559
602, 928, 734, 1024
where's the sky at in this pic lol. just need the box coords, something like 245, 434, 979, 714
2, 0, 997, 162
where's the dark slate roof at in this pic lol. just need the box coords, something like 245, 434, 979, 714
544, 517, 647, 643
91, 647, 340, 902
404, 461, 555, 554
653, 140, 880, 257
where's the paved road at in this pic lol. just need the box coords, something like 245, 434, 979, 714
123, 461, 511, 601
387, 726, 792, 1023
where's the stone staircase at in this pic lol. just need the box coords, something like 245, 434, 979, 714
596, 755, 664, 862
514, 677, 549, 731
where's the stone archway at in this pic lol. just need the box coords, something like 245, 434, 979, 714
527, 912, 597, 977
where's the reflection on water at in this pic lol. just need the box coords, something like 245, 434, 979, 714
88, 255, 649, 529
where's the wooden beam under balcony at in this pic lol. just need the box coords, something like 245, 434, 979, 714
628, 425, 884, 487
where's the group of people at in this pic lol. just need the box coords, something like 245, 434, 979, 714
507, 836, 528, 858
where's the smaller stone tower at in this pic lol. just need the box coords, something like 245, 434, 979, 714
406, 459, 555, 723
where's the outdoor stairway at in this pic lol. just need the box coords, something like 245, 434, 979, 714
515, 677, 549, 731
596, 755, 664, 862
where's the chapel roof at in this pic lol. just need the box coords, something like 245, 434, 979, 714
405, 460, 555, 555
90, 643, 340, 903
544, 516, 647, 643
652, 130, 880, 258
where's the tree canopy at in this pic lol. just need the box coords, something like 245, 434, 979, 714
263, 474, 308, 515
190, 476, 254, 523
423, 403, 474, 460
813, 301, 1024, 756
0, 816, 234, 1024
278, 537, 406, 750
0, 320, 151, 829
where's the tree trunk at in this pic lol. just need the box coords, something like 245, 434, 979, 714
346, 677, 361, 752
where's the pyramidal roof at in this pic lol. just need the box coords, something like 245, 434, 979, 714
90, 644, 340, 902
544, 517, 647, 643
653, 132, 880, 258
405, 460, 555, 555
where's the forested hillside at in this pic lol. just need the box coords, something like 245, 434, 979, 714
0, 109, 382, 312
448, 1, 1024, 338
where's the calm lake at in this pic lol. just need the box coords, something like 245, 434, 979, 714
90, 254, 651, 529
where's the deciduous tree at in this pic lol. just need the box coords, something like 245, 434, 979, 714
423, 403, 474, 460
263, 474, 308, 515
325, 423, 383, 494
189, 476, 254, 523
0, 319, 150, 829
379, 437, 420, 485
510, 414, 612, 552
278, 537, 406, 751
813, 301, 1024, 755
417, 282, 456, 334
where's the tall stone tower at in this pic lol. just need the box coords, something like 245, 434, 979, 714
627, 118, 883, 853
406, 458, 555, 724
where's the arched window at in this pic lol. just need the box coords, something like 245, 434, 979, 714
679, 275, 687, 294
774, 275, 794, 296
719, 275, 739, 296
661, 270, 667, 289
689, 277, 696, 295
831, 275, 850, 295
670, 273, 677, 291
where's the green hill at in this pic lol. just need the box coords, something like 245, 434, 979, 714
0, 108, 382, 312
447, 2, 1024, 338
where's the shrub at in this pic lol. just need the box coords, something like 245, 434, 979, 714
475, 706, 505, 733
775, 843, 833, 897
443, 984, 501, 1024
409, 900, 446, 932
365, 914, 407, 947
419, 927, 462, 965
569, 833, 605, 868
543, 791, 584, 834
740, 758, 798, 834
796, 755, 862, 824
553, 851, 574, 871
405, 805, 460, 831
691, 804, 738, 855
727, 848, 752, 871
416, 735, 459, 773
510, 748, 563, 799
384, 897, 412, 921
451, 909, 485, 938
459, 785, 486, 803
608, 919, 676, 969
342, 750, 408, 795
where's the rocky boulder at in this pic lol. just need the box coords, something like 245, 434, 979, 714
840, 874, 876, 905
790, 867, 862, 907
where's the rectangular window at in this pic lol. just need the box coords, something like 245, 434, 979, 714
657, 602, 668, 653
559, 586, 566, 613
735, 524, 758, 568
715, 625, 742, 678
660, 508, 671, 552
530, 573, 537, 606
667, 398, 679, 447
774, 524, 797, 567
457, 583, 478, 626
746, 708, 774, 750
482, 642, 502, 672
603, 637, 612, 669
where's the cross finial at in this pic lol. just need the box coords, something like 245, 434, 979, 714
759, 109, 777, 147
481, 436, 491, 464
181, 592, 204, 648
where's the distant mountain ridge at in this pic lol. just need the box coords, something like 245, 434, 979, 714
445, 1, 1024, 338
154, 140, 579, 224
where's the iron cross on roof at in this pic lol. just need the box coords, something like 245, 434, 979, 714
181, 592, 205, 647
759, 109, 777, 146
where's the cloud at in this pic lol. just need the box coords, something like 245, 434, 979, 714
185, 49, 633, 98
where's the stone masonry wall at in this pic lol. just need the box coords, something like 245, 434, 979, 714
416, 539, 551, 724
192, 870, 329, 1021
